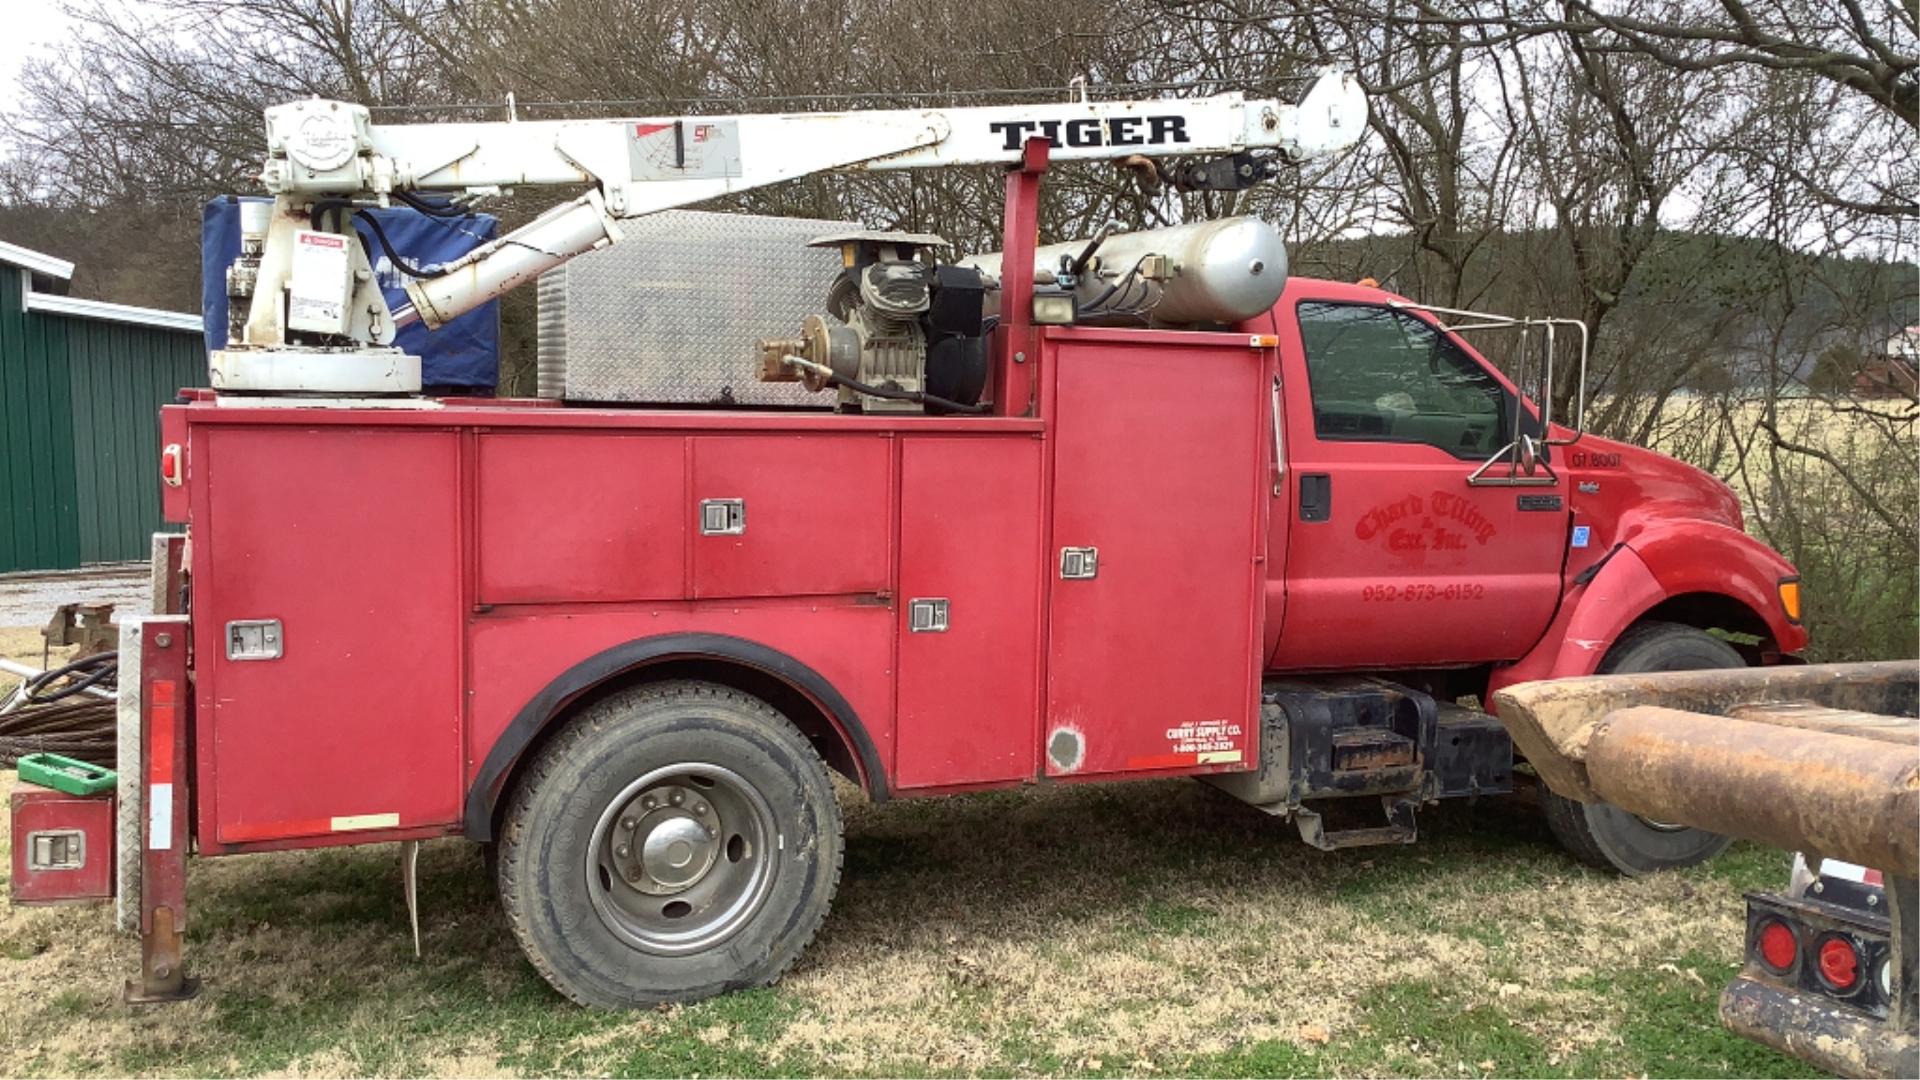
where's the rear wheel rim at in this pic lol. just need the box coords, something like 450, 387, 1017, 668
586, 762, 777, 956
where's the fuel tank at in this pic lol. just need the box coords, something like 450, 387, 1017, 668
960, 216, 1287, 325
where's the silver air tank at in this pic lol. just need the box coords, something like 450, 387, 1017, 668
960, 216, 1287, 325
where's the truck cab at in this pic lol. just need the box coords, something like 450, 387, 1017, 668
1250, 277, 1804, 687
1208, 276, 1806, 870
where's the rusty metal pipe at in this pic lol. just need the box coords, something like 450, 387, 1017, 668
1721, 975, 1919, 1079
1585, 706, 1919, 875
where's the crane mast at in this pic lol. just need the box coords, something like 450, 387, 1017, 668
215, 70, 1366, 395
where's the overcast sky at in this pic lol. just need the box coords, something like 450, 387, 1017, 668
0, 4, 76, 107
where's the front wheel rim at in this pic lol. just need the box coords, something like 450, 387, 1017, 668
586, 762, 778, 956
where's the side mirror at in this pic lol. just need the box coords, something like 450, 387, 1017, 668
1518, 435, 1539, 476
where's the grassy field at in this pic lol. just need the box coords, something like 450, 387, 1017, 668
2, 443, 1862, 1080
0, 760, 1814, 1078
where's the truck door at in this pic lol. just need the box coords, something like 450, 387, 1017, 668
1269, 298, 1566, 669
1044, 329, 1269, 778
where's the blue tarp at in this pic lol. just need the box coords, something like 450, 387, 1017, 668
201, 196, 502, 391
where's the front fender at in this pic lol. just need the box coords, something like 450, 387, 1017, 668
1487, 524, 1803, 700
1631, 518, 1804, 654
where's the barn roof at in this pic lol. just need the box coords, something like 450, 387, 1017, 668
0, 238, 76, 281
0, 237, 200, 332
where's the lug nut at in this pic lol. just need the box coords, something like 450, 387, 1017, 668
670, 792, 684, 806
693, 803, 708, 815
642, 796, 656, 809
615, 844, 631, 858
620, 816, 637, 831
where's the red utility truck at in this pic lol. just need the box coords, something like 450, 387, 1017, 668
8, 78, 1806, 1009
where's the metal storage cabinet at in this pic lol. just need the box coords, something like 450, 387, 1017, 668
536, 210, 854, 406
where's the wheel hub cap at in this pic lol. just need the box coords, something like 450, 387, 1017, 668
586, 764, 776, 956
630, 798, 719, 892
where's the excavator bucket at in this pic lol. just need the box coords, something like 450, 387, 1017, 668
1494, 660, 1919, 1078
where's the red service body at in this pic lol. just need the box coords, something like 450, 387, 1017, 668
166, 325, 1280, 850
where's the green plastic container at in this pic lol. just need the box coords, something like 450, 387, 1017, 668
17, 753, 116, 797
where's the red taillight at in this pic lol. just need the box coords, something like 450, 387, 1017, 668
161, 443, 183, 488
1818, 937, 1859, 991
1757, 920, 1798, 971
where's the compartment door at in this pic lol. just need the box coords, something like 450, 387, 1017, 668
476, 433, 687, 604
690, 434, 891, 599
1044, 336, 1268, 777
202, 427, 462, 844
894, 436, 1044, 789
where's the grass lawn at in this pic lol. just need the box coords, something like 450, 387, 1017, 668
0, 765, 1814, 1078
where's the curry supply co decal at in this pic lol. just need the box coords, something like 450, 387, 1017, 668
1127, 719, 1247, 770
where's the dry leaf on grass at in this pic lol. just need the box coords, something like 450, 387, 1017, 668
1656, 963, 1706, 987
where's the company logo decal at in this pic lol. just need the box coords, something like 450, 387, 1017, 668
990, 116, 1191, 151
1354, 491, 1497, 563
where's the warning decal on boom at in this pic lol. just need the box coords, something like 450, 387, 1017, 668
628, 120, 743, 181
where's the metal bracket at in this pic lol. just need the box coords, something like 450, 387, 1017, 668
1294, 797, 1420, 851
1059, 547, 1099, 580
401, 839, 422, 959
699, 498, 746, 535
125, 618, 200, 1005
1466, 435, 1559, 488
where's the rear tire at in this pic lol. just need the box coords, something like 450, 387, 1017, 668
1541, 621, 1742, 875
496, 680, 843, 1007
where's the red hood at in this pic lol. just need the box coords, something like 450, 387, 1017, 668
1564, 431, 1745, 541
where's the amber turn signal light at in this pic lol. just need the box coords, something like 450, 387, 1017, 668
1778, 578, 1802, 623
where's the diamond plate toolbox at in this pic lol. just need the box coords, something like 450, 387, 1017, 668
538, 210, 857, 405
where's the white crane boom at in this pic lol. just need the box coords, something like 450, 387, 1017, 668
216, 70, 1366, 394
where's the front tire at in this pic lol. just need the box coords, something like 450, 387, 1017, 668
496, 680, 843, 1007
1541, 621, 1742, 875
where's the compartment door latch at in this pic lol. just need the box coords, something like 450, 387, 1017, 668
1059, 547, 1099, 580
226, 619, 283, 660
699, 498, 746, 535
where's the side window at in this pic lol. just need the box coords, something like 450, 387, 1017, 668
1296, 301, 1509, 458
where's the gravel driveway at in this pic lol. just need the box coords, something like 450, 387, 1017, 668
0, 564, 152, 627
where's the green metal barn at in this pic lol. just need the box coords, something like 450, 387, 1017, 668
0, 240, 206, 573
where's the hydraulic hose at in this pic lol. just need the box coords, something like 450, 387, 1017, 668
352, 210, 450, 279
